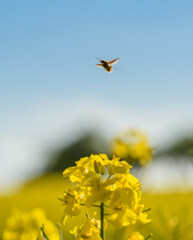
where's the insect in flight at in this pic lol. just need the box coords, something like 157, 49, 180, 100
96, 57, 120, 72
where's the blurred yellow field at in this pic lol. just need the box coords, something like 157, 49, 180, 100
1, 173, 193, 240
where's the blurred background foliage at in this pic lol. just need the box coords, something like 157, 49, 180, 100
43, 130, 193, 174
156, 135, 193, 161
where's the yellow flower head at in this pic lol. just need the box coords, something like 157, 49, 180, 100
73, 214, 102, 240
108, 207, 137, 228
2, 208, 60, 240
111, 129, 153, 166
62, 154, 151, 230
62, 154, 134, 207
134, 204, 152, 224
61, 188, 83, 216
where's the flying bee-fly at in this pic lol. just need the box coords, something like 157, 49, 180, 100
96, 57, 120, 72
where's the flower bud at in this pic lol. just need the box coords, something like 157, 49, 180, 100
99, 165, 106, 175
94, 160, 100, 173
107, 164, 115, 175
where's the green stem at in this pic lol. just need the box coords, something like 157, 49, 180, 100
57, 223, 63, 240
40, 225, 50, 240
100, 202, 105, 240
143, 208, 151, 213
145, 233, 153, 240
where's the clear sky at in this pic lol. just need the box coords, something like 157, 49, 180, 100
1, 1, 193, 190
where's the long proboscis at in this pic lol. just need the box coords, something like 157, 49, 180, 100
95, 56, 101, 61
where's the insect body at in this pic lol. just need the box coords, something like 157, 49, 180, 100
96, 57, 120, 72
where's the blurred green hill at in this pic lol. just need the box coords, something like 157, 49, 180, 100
45, 133, 109, 172
156, 135, 193, 162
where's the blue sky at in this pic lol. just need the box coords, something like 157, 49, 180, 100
1, 1, 193, 190
1, 0, 193, 107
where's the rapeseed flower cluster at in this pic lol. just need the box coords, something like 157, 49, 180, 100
72, 213, 102, 240
111, 129, 153, 166
61, 154, 151, 239
2, 208, 60, 240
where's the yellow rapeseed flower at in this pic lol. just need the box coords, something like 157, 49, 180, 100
108, 208, 137, 228
61, 154, 151, 230
111, 129, 153, 166
61, 188, 83, 216
62, 154, 133, 208
2, 208, 60, 240
134, 204, 152, 224
73, 214, 101, 240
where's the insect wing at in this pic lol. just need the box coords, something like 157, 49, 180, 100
108, 58, 120, 65
96, 64, 103, 68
